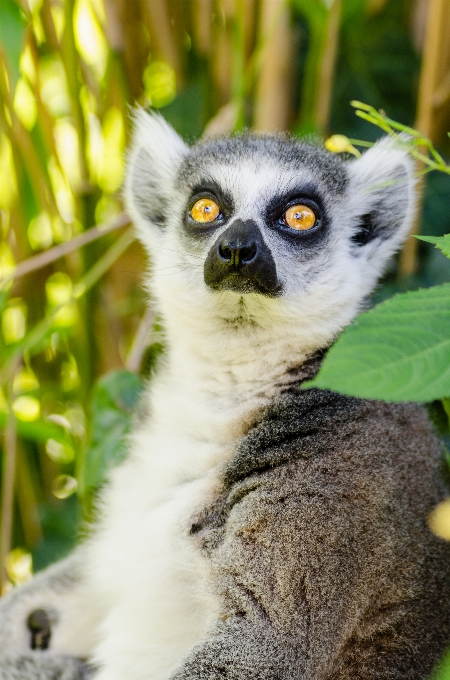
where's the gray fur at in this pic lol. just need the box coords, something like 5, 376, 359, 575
0, 655, 93, 680
175, 376, 450, 679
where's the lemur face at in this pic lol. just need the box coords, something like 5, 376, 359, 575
125, 110, 415, 350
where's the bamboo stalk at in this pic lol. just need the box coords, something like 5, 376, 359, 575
314, 0, 342, 134
399, 0, 449, 277
140, 0, 182, 84
193, 0, 213, 56
253, 0, 293, 132
0, 229, 134, 388
1, 213, 130, 285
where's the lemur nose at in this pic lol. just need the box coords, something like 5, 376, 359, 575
204, 219, 281, 296
218, 239, 257, 268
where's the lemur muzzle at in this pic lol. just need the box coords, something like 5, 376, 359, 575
204, 219, 281, 296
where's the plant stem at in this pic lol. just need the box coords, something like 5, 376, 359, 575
2, 213, 130, 285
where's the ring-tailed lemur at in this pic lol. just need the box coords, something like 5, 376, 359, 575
1, 110, 450, 680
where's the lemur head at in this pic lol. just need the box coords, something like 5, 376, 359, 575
125, 109, 415, 360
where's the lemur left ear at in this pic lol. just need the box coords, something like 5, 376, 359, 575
124, 108, 188, 246
346, 136, 416, 263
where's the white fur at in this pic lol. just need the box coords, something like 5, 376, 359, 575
69, 114, 415, 679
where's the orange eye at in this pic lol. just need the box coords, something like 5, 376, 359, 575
284, 204, 316, 230
190, 198, 220, 223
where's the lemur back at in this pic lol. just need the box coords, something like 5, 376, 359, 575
1, 113, 449, 680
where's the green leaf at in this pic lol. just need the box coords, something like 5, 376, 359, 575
431, 646, 450, 680
0, 0, 27, 86
81, 370, 145, 493
307, 284, 450, 402
0, 412, 70, 445
416, 233, 450, 260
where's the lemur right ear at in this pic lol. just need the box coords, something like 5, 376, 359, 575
124, 108, 188, 245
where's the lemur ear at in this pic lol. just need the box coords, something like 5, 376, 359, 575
124, 108, 188, 245
346, 136, 416, 264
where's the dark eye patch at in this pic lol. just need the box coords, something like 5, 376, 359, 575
184, 180, 234, 237
264, 184, 329, 245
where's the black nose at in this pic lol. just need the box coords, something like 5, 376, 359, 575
204, 219, 281, 296
218, 239, 257, 268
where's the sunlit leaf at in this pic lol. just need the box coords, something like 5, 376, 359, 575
98, 107, 125, 193
46, 438, 75, 464
52, 474, 78, 499
0, 0, 27, 86
143, 61, 177, 108
28, 211, 53, 250
48, 156, 75, 222
416, 234, 450, 260
54, 119, 81, 191
0, 135, 18, 211
307, 284, 450, 402
74, 0, 108, 78
13, 77, 37, 130
0, 410, 71, 444
12, 395, 41, 421
61, 354, 80, 391
38, 57, 70, 117
5, 548, 32, 586
2, 299, 27, 344
13, 366, 39, 394
46, 272, 73, 306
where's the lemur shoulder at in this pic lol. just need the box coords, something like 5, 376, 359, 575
1, 110, 450, 680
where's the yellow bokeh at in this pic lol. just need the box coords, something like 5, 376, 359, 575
54, 119, 81, 191
97, 107, 125, 193
52, 216, 73, 244
2, 300, 27, 344
13, 367, 40, 394
87, 113, 103, 182
0, 135, 18, 210
143, 61, 177, 108
28, 212, 53, 250
46, 272, 73, 306
19, 45, 36, 86
0, 242, 16, 291
46, 438, 75, 464
12, 396, 41, 422
13, 78, 37, 131
74, 0, 108, 79
46, 272, 79, 328
428, 498, 450, 541
50, 4, 65, 41
39, 57, 70, 117
4, 548, 33, 586
52, 474, 78, 499
48, 156, 75, 222
61, 354, 80, 391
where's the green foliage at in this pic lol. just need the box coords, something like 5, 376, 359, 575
308, 282, 450, 402
312, 117, 450, 414
80, 370, 144, 498
418, 234, 450, 259
0, 0, 26, 86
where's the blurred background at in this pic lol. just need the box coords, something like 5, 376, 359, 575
0, 0, 450, 591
